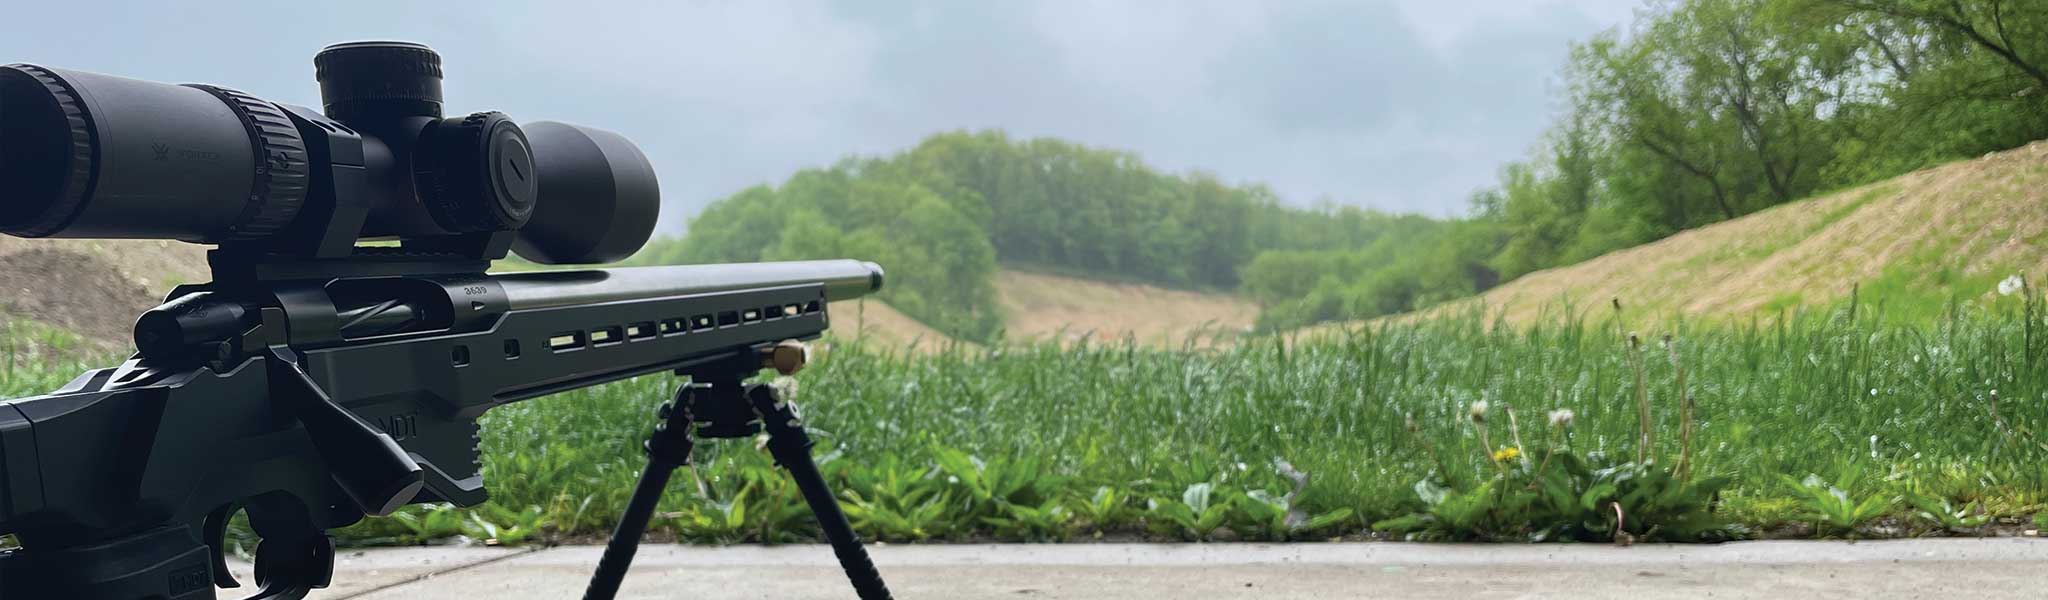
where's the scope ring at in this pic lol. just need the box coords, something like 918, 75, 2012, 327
0, 64, 97, 238
187, 85, 310, 241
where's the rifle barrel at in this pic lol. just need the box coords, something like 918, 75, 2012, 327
494, 260, 884, 311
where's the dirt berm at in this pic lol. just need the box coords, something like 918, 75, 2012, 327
0, 238, 208, 350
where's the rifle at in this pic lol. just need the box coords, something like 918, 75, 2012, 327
0, 42, 893, 599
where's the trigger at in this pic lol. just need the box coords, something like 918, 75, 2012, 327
204, 503, 244, 588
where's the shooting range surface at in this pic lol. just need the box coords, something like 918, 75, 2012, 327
254, 539, 2048, 599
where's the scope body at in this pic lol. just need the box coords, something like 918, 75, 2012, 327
0, 42, 658, 264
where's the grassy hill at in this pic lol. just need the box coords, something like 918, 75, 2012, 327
1294, 140, 2048, 336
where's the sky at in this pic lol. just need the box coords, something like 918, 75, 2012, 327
0, 0, 1642, 233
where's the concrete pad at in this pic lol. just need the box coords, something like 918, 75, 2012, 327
222, 546, 529, 598
328, 539, 2048, 599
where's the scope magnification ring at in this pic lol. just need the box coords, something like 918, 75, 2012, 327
0, 64, 98, 238
187, 85, 310, 241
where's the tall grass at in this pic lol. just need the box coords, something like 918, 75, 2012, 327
460, 294, 2048, 542
0, 319, 96, 399
3, 297, 2044, 543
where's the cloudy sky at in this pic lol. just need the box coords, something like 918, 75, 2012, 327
1, 0, 1640, 232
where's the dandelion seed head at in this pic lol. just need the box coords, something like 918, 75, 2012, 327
1548, 409, 1575, 427
1469, 401, 1489, 423
1998, 274, 2023, 296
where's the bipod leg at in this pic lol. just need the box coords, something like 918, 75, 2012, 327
745, 383, 893, 600
581, 382, 699, 600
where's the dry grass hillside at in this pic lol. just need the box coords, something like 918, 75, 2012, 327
826, 299, 975, 353
994, 269, 1255, 347
1376, 140, 2048, 330
829, 269, 1258, 351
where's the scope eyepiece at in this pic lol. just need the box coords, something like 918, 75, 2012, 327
0, 42, 659, 264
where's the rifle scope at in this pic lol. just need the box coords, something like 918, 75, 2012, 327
0, 41, 656, 264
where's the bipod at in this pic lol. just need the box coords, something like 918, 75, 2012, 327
582, 343, 891, 600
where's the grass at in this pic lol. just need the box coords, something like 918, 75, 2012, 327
3, 294, 2045, 545
404, 291, 2048, 543
0, 318, 92, 399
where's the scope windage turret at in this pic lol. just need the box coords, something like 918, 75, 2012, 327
0, 41, 657, 264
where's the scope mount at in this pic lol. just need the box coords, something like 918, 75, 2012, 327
181, 86, 524, 285
209, 232, 512, 284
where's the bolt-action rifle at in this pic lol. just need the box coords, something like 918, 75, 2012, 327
0, 42, 893, 599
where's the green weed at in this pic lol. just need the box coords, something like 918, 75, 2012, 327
1780, 467, 1895, 538
1904, 491, 1989, 534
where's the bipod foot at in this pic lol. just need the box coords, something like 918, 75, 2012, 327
581, 381, 698, 600
745, 383, 893, 600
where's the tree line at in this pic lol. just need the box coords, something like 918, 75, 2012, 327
632, 132, 1405, 340
642, 0, 2048, 339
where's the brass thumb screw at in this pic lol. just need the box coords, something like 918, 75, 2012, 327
760, 340, 810, 376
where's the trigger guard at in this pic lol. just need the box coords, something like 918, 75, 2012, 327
203, 503, 243, 589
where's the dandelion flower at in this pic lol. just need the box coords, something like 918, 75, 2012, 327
1548, 409, 1575, 427
1998, 274, 2024, 296
1469, 401, 1489, 423
1493, 447, 1521, 462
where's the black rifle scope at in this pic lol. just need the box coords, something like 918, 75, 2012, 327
0, 41, 656, 264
